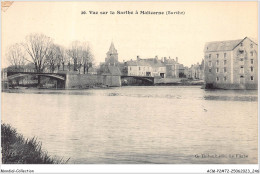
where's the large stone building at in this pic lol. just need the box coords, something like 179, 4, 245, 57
204, 37, 258, 89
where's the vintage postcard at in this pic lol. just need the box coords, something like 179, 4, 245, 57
1, 1, 259, 173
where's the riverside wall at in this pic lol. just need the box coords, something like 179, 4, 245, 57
65, 74, 121, 89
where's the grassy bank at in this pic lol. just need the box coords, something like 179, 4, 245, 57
1, 123, 69, 164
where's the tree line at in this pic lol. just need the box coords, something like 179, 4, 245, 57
6, 33, 94, 74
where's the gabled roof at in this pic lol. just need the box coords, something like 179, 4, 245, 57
204, 37, 258, 52
126, 58, 165, 67
204, 39, 242, 52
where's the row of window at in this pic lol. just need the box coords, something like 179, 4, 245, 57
129, 67, 165, 71
216, 76, 254, 81
208, 59, 254, 66
208, 50, 255, 59
208, 53, 226, 59
209, 66, 254, 73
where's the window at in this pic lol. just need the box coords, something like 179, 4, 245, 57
216, 60, 219, 66
250, 43, 253, 48
251, 59, 254, 64
216, 68, 219, 73
139, 67, 141, 71
250, 51, 254, 56
209, 68, 212, 73
208, 61, 212, 67
224, 60, 227, 65
130, 67, 131, 71
224, 67, 227, 73
240, 66, 244, 73
224, 76, 227, 81
216, 54, 219, 58
240, 43, 243, 46
209, 54, 211, 59
251, 76, 254, 81
251, 66, 254, 72
216, 77, 219, 81
224, 53, 227, 58
240, 58, 243, 61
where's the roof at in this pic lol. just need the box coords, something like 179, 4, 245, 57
126, 58, 165, 67
107, 42, 117, 54
106, 66, 121, 76
204, 37, 258, 52
204, 39, 242, 52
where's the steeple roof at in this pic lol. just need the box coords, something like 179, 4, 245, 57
108, 42, 117, 54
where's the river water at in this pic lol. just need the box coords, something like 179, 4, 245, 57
1, 86, 258, 164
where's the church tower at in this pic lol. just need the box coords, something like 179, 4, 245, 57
105, 42, 119, 66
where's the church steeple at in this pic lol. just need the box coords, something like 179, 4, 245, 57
105, 42, 118, 66
109, 42, 117, 54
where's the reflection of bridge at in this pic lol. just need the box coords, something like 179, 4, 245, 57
121, 75, 154, 84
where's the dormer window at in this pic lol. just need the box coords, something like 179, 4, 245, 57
240, 43, 243, 46
250, 43, 253, 48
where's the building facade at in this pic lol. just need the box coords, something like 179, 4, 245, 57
204, 37, 258, 89
188, 60, 204, 80
127, 56, 166, 78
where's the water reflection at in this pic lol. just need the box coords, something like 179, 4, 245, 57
2, 86, 258, 164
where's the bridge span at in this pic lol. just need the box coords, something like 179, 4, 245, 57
121, 75, 154, 84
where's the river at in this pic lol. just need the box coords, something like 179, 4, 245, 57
1, 86, 258, 164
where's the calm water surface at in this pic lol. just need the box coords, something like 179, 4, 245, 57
1, 86, 258, 164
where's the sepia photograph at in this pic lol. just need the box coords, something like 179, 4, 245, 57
1, 1, 259, 173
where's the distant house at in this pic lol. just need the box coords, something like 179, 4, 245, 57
189, 60, 204, 80
204, 37, 258, 89
127, 56, 166, 78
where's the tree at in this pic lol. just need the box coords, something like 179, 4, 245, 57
81, 43, 94, 74
46, 44, 59, 73
23, 33, 53, 73
6, 43, 25, 70
66, 41, 94, 74
67, 41, 82, 73
57, 46, 68, 71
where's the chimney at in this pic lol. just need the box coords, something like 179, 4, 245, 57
176, 57, 178, 63
164, 57, 167, 62
155, 55, 158, 60
137, 55, 140, 61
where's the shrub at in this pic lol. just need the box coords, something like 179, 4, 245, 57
1, 123, 70, 164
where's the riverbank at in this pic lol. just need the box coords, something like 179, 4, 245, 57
1, 123, 69, 164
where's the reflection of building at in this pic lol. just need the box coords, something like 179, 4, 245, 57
127, 56, 166, 78
105, 42, 119, 66
204, 37, 258, 89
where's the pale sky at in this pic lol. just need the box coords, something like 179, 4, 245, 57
1, 1, 258, 68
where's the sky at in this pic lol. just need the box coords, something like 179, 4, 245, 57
1, 1, 258, 68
